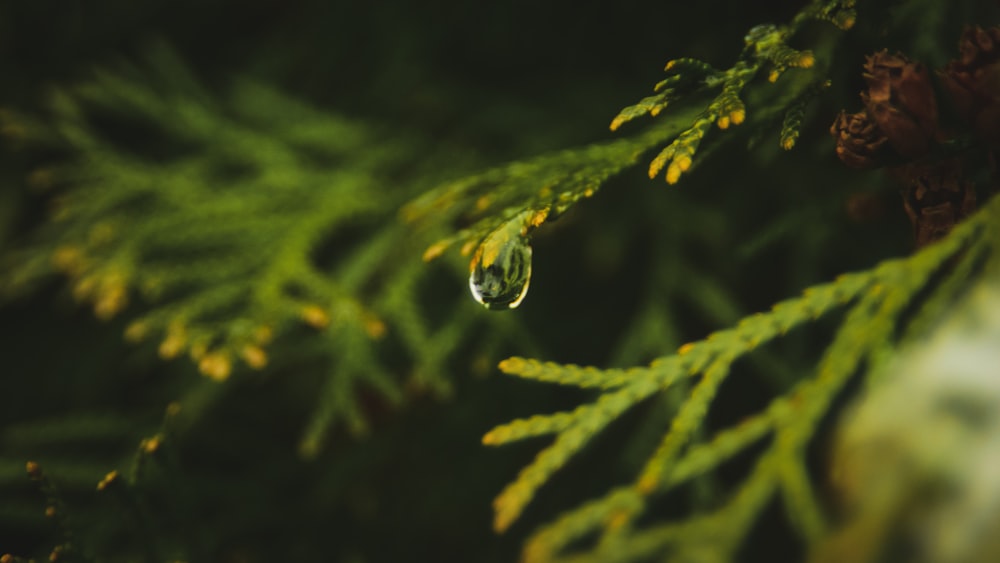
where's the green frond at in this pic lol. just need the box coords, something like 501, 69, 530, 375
795, 0, 857, 30
662, 58, 720, 81
487, 192, 1000, 559
900, 217, 996, 344
608, 93, 677, 132
605, 0, 851, 185
483, 261, 875, 532
498, 357, 638, 389
522, 487, 644, 563
406, 0, 854, 315
646, 114, 715, 184
405, 119, 694, 262
299, 323, 405, 454
609, 61, 717, 133
635, 354, 737, 494
0, 48, 523, 453
779, 79, 831, 150
403, 109, 706, 313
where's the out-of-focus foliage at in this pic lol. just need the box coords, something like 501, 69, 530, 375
0, 21, 542, 560
818, 280, 1000, 563
0, 44, 534, 457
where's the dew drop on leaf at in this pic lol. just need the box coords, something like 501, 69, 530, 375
469, 217, 533, 310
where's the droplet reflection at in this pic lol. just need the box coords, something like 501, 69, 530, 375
469, 217, 533, 310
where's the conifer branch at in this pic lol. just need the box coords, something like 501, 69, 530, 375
407, 0, 857, 316
497, 358, 638, 389
489, 191, 1000, 559
0, 48, 524, 454
780, 79, 832, 150
611, 0, 854, 184
406, 113, 700, 264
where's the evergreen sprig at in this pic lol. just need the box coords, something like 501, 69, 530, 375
413, 0, 852, 283
486, 192, 1000, 561
780, 79, 832, 150
612, 0, 854, 184
404, 110, 700, 266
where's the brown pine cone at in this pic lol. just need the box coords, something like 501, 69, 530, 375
940, 26, 1000, 144
830, 109, 890, 169
861, 50, 940, 158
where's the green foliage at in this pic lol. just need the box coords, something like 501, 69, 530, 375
779, 79, 832, 150
401, 0, 999, 560
0, 45, 526, 457
412, 0, 854, 305
2, 0, 998, 562
404, 122, 693, 267
611, 0, 854, 184
484, 192, 999, 560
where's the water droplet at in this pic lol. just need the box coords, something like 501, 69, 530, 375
469, 216, 533, 310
